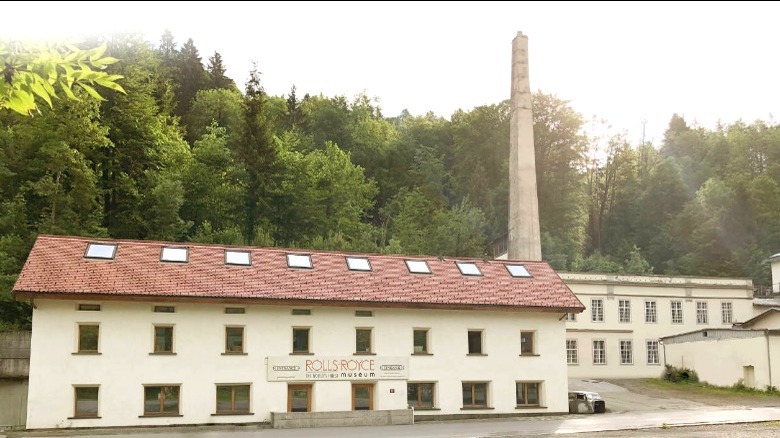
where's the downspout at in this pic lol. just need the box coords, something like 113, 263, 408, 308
766, 329, 773, 389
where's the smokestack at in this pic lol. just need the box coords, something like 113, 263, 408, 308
508, 32, 542, 261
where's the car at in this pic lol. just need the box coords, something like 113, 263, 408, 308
568, 390, 606, 414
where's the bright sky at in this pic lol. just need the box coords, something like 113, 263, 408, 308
6, 1, 780, 146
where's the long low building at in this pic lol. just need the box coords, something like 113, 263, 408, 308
13, 235, 584, 429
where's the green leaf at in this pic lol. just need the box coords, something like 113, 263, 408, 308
97, 56, 119, 65
59, 82, 78, 100
89, 43, 107, 60
30, 78, 53, 108
94, 78, 126, 94
77, 83, 104, 101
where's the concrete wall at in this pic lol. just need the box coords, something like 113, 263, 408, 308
0, 379, 28, 428
747, 311, 780, 330
560, 273, 754, 379
664, 333, 779, 389
270, 409, 411, 428
27, 299, 569, 429
0, 331, 31, 378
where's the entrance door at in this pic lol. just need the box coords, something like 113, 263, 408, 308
743, 365, 755, 388
352, 383, 373, 411
287, 384, 312, 412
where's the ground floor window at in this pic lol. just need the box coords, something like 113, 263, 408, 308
566, 339, 578, 364
144, 385, 180, 415
620, 340, 633, 365
646, 340, 660, 365
462, 382, 488, 408
288, 384, 312, 412
516, 382, 540, 406
407, 382, 434, 408
73, 386, 99, 418
593, 340, 606, 365
352, 383, 373, 410
216, 384, 250, 414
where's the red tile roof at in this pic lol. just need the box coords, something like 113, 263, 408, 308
13, 235, 584, 312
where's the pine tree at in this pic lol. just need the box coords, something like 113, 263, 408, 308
207, 51, 237, 91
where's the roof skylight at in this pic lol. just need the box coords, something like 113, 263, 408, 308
506, 264, 532, 278
287, 254, 313, 269
346, 257, 372, 271
225, 250, 251, 266
456, 261, 482, 276
85, 243, 117, 260
405, 260, 431, 274
161, 247, 188, 263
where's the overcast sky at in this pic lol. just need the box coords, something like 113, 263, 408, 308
6, 1, 780, 146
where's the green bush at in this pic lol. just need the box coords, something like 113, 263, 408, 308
663, 364, 699, 383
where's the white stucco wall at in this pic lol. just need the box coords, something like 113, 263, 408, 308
27, 299, 568, 429
664, 333, 780, 389
745, 311, 780, 330
771, 258, 780, 293
560, 273, 754, 379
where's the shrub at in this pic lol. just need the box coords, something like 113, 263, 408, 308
663, 364, 699, 383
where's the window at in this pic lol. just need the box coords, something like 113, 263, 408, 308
413, 329, 429, 354
618, 300, 631, 323
591, 299, 604, 322
216, 385, 250, 414
593, 340, 606, 365
516, 382, 540, 406
520, 331, 535, 355
292, 309, 311, 316
645, 301, 657, 324
671, 301, 683, 324
565, 313, 577, 322
78, 304, 101, 311
467, 330, 483, 354
408, 383, 435, 408
352, 384, 373, 410
85, 243, 117, 259
620, 340, 633, 365
696, 301, 708, 324
505, 264, 531, 277
646, 340, 660, 365
74, 386, 99, 418
153, 305, 175, 313
355, 310, 373, 317
225, 307, 245, 314
153, 326, 174, 353
225, 250, 251, 266
356, 328, 372, 354
722, 302, 733, 324
566, 340, 578, 365
405, 260, 431, 274
78, 324, 99, 353
288, 384, 312, 412
286, 253, 312, 269
293, 328, 310, 354
225, 327, 244, 354
456, 261, 482, 276
143, 385, 180, 415
160, 246, 188, 262
462, 382, 488, 408
346, 257, 372, 271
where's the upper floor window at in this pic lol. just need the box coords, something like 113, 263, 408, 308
356, 328, 373, 354
78, 304, 101, 311
671, 301, 683, 324
721, 302, 733, 324
293, 327, 310, 354
85, 243, 117, 260
618, 300, 631, 323
413, 329, 429, 354
696, 301, 708, 324
591, 299, 604, 322
467, 330, 484, 355
565, 313, 577, 322
78, 324, 99, 353
160, 246, 188, 263
225, 326, 244, 354
153, 326, 174, 353
520, 331, 535, 355
620, 340, 633, 365
645, 301, 657, 324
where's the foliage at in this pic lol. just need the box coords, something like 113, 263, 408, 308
1, 40, 125, 115
663, 364, 699, 383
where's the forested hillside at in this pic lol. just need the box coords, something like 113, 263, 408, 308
2, 33, 779, 329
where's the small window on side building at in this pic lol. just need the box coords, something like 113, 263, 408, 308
85, 243, 117, 260
160, 247, 188, 263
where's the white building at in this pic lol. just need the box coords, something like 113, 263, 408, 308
560, 272, 755, 379
13, 235, 584, 429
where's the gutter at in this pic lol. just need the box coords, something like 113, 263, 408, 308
766, 329, 773, 389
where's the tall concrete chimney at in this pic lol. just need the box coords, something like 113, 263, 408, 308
508, 32, 542, 261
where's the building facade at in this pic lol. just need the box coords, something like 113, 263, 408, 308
560, 272, 755, 379
14, 235, 584, 429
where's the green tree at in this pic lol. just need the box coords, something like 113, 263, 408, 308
206, 51, 237, 91
187, 88, 243, 143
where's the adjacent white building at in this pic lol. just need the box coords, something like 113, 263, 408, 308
560, 272, 755, 379
13, 235, 584, 429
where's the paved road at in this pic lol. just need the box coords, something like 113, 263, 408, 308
8, 407, 780, 438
